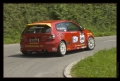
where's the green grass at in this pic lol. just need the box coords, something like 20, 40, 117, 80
4, 38, 20, 44
3, 31, 116, 44
93, 32, 116, 37
70, 47, 117, 78
4, 35, 20, 44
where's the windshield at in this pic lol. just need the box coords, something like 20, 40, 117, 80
23, 25, 51, 34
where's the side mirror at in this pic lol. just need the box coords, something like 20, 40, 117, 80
80, 26, 84, 31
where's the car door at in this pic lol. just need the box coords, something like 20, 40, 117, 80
64, 22, 80, 49
55, 22, 72, 51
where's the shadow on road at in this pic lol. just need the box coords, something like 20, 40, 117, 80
8, 49, 89, 58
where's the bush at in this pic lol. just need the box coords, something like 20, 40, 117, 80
3, 3, 116, 44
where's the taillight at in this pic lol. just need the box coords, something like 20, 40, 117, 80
20, 36, 26, 42
48, 34, 55, 40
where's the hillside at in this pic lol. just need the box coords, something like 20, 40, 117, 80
3, 3, 116, 44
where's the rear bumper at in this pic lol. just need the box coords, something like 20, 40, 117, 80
20, 42, 58, 52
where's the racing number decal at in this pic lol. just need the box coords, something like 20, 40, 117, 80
80, 32, 85, 43
72, 36, 78, 43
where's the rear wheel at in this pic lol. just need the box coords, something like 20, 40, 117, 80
57, 41, 66, 56
86, 37, 95, 50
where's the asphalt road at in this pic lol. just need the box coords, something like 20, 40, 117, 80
3, 35, 116, 78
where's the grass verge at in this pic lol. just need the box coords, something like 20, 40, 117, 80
4, 32, 116, 44
70, 47, 117, 78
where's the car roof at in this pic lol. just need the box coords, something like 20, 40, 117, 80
32, 20, 72, 24
27, 20, 73, 27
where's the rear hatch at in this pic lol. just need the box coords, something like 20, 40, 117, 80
21, 24, 54, 44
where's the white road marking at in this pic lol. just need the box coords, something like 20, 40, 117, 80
103, 40, 116, 42
16, 51, 21, 53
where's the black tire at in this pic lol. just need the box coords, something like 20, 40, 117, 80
22, 51, 32, 56
86, 37, 95, 50
57, 41, 66, 56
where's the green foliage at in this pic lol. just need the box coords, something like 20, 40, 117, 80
3, 3, 116, 44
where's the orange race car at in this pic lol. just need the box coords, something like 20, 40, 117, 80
20, 20, 95, 56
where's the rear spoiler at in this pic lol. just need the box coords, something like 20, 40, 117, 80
26, 23, 51, 27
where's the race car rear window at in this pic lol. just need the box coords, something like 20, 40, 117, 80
23, 25, 51, 34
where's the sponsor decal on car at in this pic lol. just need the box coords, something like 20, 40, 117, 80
72, 36, 78, 43
75, 44, 85, 47
66, 41, 70, 45
52, 47, 57, 51
29, 43, 39, 44
80, 33, 85, 43
25, 45, 43, 47
81, 46, 87, 48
